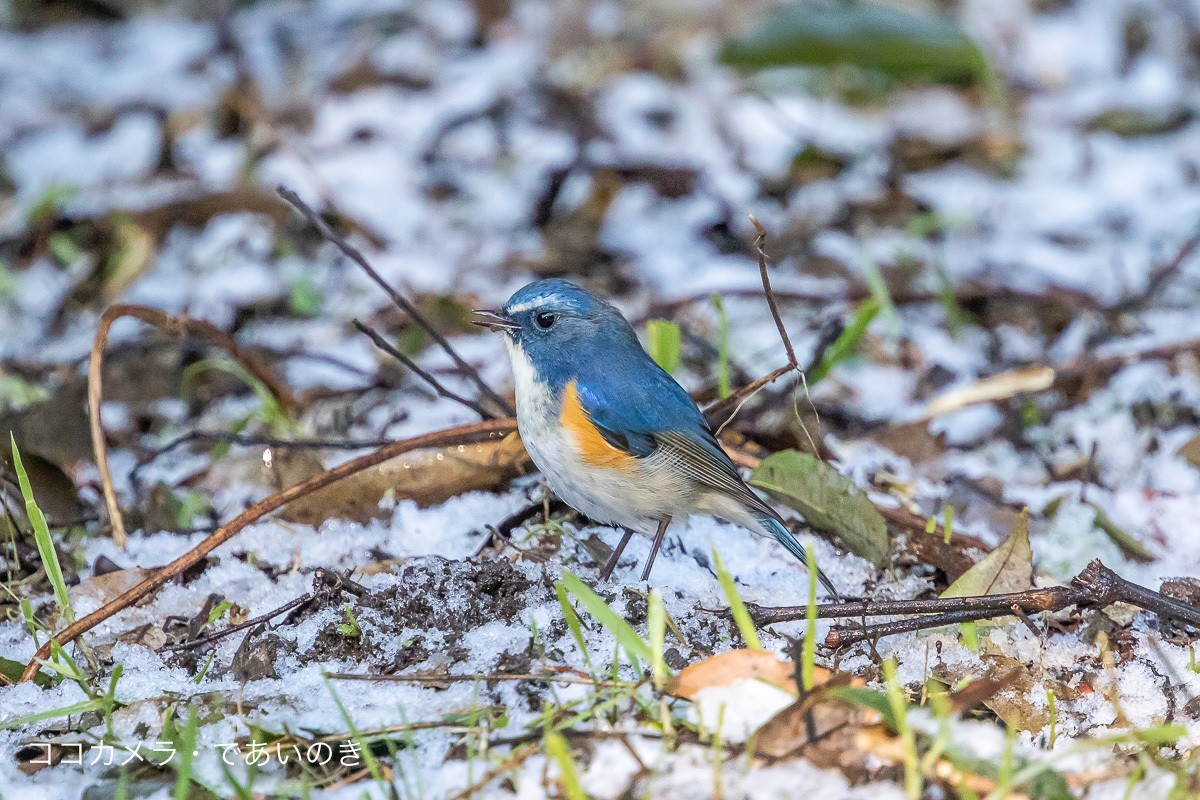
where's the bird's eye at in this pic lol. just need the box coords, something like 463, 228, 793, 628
535, 311, 556, 330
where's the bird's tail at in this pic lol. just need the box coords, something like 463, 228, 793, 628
754, 511, 842, 601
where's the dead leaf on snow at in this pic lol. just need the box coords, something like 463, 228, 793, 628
281, 433, 531, 526
934, 653, 1076, 734
666, 649, 812, 699
68, 567, 155, 610
920, 367, 1055, 420
1176, 434, 1200, 469
943, 508, 1033, 600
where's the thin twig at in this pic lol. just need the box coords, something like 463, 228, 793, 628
749, 215, 797, 367
276, 185, 514, 417
352, 319, 496, 418
825, 607, 1018, 647
19, 418, 517, 683
704, 317, 845, 428
1111, 226, 1200, 313
745, 586, 1081, 625
159, 592, 315, 652
89, 304, 297, 548
444, 744, 539, 800
130, 431, 400, 488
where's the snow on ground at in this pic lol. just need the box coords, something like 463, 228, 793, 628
2, 0, 1200, 797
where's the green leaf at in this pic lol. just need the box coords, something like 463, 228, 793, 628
808, 298, 879, 384
0, 698, 108, 731
11, 435, 73, 625
560, 572, 652, 669
712, 547, 761, 651
719, 1, 989, 88
0, 656, 55, 688
749, 449, 888, 567
645, 319, 682, 375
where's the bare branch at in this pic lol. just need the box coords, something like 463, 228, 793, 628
276, 185, 514, 417
353, 319, 497, 418
749, 215, 797, 367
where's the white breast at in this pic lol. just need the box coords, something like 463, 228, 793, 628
505, 338, 687, 534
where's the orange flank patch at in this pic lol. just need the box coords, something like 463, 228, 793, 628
559, 380, 638, 471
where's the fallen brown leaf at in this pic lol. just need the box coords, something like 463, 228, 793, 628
667, 649, 814, 699
281, 433, 531, 526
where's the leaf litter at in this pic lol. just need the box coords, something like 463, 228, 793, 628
1, 0, 1200, 798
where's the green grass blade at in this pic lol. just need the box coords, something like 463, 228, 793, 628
648, 588, 666, 688
712, 547, 761, 650
545, 732, 588, 800
808, 299, 879, 385
556, 582, 594, 673
173, 707, 197, 800
11, 435, 73, 625
711, 294, 732, 398
802, 545, 817, 691
560, 572, 651, 669
645, 320, 682, 375
0, 698, 107, 731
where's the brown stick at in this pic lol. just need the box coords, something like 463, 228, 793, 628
20, 418, 516, 682
703, 317, 845, 428
276, 186, 514, 417
89, 304, 297, 548
748, 215, 798, 367
738, 560, 1200, 648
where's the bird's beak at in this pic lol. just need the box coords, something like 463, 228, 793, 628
472, 309, 519, 333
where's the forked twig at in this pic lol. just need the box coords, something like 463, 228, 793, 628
19, 418, 517, 682
89, 304, 297, 548
276, 186, 514, 417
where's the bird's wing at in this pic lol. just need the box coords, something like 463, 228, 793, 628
572, 375, 773, 514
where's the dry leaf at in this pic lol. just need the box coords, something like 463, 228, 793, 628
921, 367, 1055, 419
934, 654, 1075, 734
667, 649, 814, 699
943, 508, 1032, 599
68, 567, 155, 610
1177, 434, 1200, 468
753, 681, 879, 776
282, 434, 531, 526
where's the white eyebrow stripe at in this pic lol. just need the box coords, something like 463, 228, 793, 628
505, 295, 561, 314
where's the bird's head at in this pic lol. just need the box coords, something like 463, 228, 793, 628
474, 279, 638, 384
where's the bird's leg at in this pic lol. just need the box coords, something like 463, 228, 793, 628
640, 516, 672, 582
599, 528, 634, 581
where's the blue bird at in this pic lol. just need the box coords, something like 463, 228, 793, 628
475, 279, 839, 598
